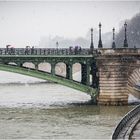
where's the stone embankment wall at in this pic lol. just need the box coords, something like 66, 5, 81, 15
112, 104, 140, 139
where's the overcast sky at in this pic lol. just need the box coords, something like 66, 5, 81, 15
0, 1, 140, 47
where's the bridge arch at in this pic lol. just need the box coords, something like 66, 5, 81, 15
72, 63, 81, 82
22, 62, 35, 69
127, 66, 140, 99
55, 62, 66, 77
38, 62, 51, 73
8, 62, 17, 66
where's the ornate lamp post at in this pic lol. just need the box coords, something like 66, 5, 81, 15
98, 22, 103, 48
56, 41, 59, 49
56, 41, 59, 54
123, 22, 128, 48
90, 28, 94, 54
112, 28, 116, 49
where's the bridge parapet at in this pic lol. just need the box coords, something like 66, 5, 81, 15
97, 48, 140, 55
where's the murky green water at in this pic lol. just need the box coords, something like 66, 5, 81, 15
0, 106, 134, 139
0, 71, 135, 139
0, 83, 134, 139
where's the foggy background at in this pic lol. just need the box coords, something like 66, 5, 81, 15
0, 1, 140, 48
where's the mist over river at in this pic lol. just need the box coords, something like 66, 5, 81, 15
0, 71, 135, 139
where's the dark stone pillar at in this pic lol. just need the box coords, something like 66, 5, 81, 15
86, 64, 90, 86
81, 64, 90, 85
81, 64, 86, 84
66, 64, 72, 80
20, 63, 23, 67
91, 62, 99, 88
35, 63, 38, 70
51, 63, 55, 75
17, 62, 23, 67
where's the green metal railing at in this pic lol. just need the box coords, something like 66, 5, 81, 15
0, 48, 93, 55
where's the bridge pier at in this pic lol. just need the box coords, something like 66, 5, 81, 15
97, 58, 128, 105
96, 49, 139, 105
66, 64, 72, 80
81, 64, 90, 86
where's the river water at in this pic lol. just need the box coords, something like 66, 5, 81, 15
0, 71, 135, 139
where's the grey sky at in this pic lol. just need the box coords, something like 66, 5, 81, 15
0, 1, 140, 47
